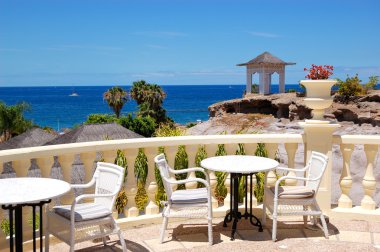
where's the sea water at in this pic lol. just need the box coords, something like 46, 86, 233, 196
0, 84, 332, 130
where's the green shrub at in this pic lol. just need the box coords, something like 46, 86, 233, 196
337, 74, 363, 102
254, 143, 268, 203
286, 89, 296, 93
1, 219, 13, 237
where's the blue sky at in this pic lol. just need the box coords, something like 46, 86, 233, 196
0, 0, 379, 86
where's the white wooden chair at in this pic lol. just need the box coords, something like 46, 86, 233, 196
45, 162, 127, 252
154, 153, 213, 246
262, 151, 329, 241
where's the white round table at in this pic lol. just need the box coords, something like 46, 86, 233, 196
0, 178, 71, 252
201, 155, 279, 240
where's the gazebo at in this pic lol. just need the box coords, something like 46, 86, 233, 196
237, 51, 295, 95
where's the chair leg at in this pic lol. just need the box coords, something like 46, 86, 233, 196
44, 229, 50, 252
99, 225, 107, 246
272, 213, 277, 242
160, 217, 169, 243
262, 200, 266, 226
319, 214, 329, 239
208, 218, 213, 246
118, 229, 127, 252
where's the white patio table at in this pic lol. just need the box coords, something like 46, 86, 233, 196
0, 178, 70, 252
201, 155, 279, 240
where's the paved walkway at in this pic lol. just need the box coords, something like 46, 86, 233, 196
29, 216, 380, 252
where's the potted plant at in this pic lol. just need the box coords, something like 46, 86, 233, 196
301, 64, 336, 98
300, 64, 337, 120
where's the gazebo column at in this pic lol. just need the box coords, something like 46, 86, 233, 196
279, 70, 285, 93
246, 68, 252, 94
265, 73, 272, 94
259, 72, 265, 94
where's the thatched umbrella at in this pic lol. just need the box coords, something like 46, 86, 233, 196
44, 123, 143, 145
43, 123, 144, 196
0, 127, 57, 150
0, 128, 57, 178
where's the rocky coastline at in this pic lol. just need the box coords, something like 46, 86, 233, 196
208, 90, 380, 126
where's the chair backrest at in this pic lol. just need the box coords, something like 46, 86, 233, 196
305, 151, 329, 192
154, 154, 173, 200
93, 162, 124, 212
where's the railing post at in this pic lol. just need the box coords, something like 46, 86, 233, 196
361, 144, 378, 210
185, 145, 198, 190
301, 123, 339, 212
145, 147, 159, 215
205, 144, 218, 209
284, 143, 298, 186
125, 149, 139, 217
338, 144, 354, 208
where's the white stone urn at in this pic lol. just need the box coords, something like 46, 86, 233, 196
300, 79, 337, 120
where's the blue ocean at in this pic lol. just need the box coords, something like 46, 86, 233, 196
0, 84, 323, 130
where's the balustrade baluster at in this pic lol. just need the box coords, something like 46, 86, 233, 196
265, 143, 278, 187
284, 143, 298, 186
165, 146, 178, 192
205, 144, 218, 209
338, 144, 354, 208
36, 157, 54, 178
223, 143, 239, 208
185, 145, 198, 190
57, 154, 75, 204
361, 144, 378, 210
125, 149, 139, 217
243, 143, 258, 207
145, 147, 159, 215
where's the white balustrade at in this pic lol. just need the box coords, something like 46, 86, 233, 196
338, 144, 354, 208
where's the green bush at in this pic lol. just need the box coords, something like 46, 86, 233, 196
337, 74, 363, 102
254, 143, 268, 203
1, 219, 13, 237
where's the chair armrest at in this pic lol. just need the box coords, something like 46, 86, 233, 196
273, 175, 322, 198
162, 176, 210, 188
71, 178, 95, 189
73, 193, 116, 205
275, 166, 308, 173
168, 167, 210, 181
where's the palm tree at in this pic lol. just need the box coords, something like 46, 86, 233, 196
0, 102, 32, 141
130, 80, 149, 105
103, 86, 128, 118
130, 81, 169, 123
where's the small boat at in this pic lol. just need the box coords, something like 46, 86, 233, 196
69, 92, 79, 96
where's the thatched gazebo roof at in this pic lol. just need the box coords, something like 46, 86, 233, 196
0, 127, 57, 150
44, 123, 143, 145
237, 51, 295, 66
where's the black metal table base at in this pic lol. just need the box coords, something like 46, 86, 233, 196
223, 173, 263, 240
2, 200, 51, 252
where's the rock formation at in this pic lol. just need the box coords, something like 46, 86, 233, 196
208, 90, 380, 126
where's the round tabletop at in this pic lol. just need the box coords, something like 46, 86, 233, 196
0, 178, 71, 205
201, 155, 279, 174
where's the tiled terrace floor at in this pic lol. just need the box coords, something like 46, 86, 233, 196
28, 216, 380, 252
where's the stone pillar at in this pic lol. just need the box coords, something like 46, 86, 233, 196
265, 73, 272, 94
301, 123, 339, 212
259, 71, 265, 94
279, 70, 285, 93
246, 68, 252, 94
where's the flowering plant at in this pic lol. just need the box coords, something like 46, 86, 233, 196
304, 64, 334, 80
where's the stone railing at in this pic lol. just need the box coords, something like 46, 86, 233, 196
0, 133, 379, 247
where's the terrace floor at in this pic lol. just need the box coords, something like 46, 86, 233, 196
26, 213, 380, 252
